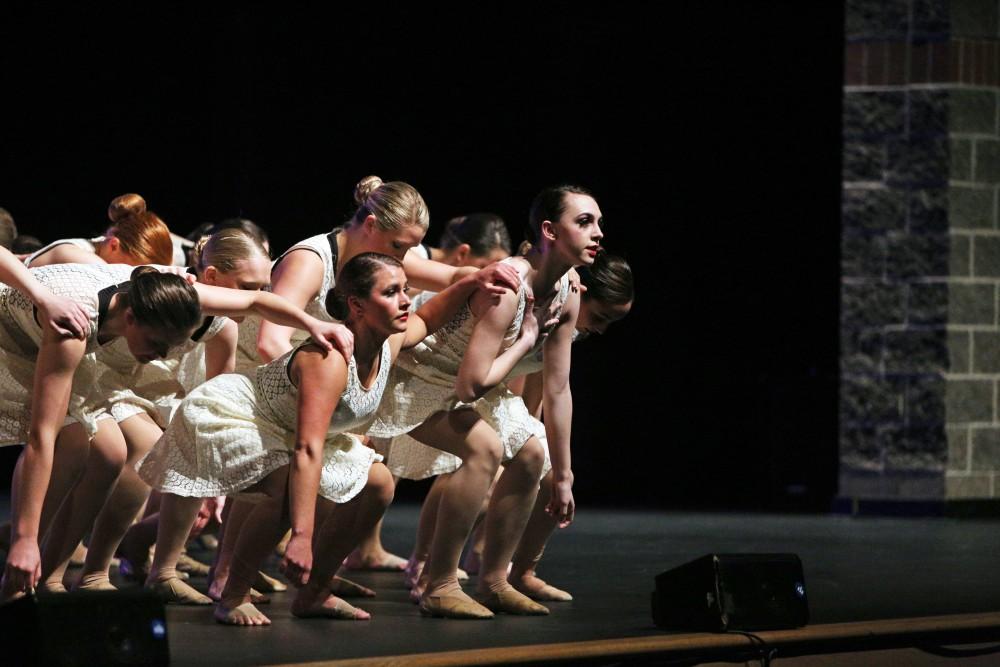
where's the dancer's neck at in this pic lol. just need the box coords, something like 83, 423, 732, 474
524, 246, 573, 301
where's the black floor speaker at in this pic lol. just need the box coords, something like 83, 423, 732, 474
0, 588, 169, 666
651, 553, 809, 632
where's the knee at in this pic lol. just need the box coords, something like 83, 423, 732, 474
465, 435, 502, 475
513, 439, 546, 481
90, 437, 128, 476
368, 463, 395, 508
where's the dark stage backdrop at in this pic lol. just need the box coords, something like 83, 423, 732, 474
0, 4, 843, 510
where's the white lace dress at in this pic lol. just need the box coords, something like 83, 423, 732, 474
22, 237, 101, 267
369, 262, 570, 480
0, 263, 136, 443
235, 230, 341, 377
138, 338, 390, 503
83, 315, 230, 428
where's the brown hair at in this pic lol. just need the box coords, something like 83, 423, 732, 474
350, 175, 429, 232
106, 194, 174, 265
526, 184, 595, 244
579, 252, 634, 306
0, 208, 17, 250
192, 228, 269, 276
440, 213, 512, 257
126, 266, 202, 339
324, 252, 404, 321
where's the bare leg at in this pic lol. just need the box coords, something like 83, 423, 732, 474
405, 472, 448, 590
462, 465, 503, 575
510, 469, 572, 601
291, 463, 394, 620
207, 498, 254, 599
475, 437, 549, 615
215, 468, 290, 625
77, 413, 160, 590
408, 410, 501, 619
40, 420, 127, 592
145, 493, 211, 605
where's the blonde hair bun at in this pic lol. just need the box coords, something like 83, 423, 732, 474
353, 175, 384, 206
108, 193, 147, 223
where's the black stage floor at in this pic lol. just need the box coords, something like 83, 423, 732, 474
3, 500, 1000, 665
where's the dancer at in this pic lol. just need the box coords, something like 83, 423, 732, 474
369, 184, 602, 618
138, 252, 509, 625
23, 193, 174, 268
230, 176, 517, 576
48, 229, 273, 594
347, 211, 514, 573
0, 260, 350, 600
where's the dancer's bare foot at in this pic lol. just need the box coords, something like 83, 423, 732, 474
408, 572, 429, 604
215, 600, 271, 626
75, 572, 117, 592
177, 551, 210, 577
475, 582, 549, 615
330, 575, 375, 598
38, 580, 68, 595
403, 556, 424, 589
342, 547, 407, 572
292, 586, 371, 620
511, 571, 572, 601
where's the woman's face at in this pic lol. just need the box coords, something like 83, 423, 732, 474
576, 297, 632, 338
123, 311, 190, 364
447, 245, 509, 269
548, 193, 604, 267
363, 218, 425, 261
202, 254, 271, 322
353, 264, 412, 335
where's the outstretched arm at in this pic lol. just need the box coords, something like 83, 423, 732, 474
257, 249, 326, 362
0, 247, 90, 338
3, 332, 87, 597
403, 252, 520, 296
193, 282, 353, 362
280, 348, 348, 586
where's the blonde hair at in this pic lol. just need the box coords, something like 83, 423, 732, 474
106, 194, 174, 265
192, 228, 269, 275
350, 175, 429, 232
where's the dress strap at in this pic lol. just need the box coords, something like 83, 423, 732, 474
96, 281, 131, 331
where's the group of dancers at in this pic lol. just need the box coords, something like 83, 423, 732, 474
0, 177, 634, 625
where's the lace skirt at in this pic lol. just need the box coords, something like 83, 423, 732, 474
372, 367, 549, 480
138, 373, 380, 503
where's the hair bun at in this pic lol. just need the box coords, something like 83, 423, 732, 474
130, 265, 160, 280
353, 176, 384, 206
108, 193, 147, 223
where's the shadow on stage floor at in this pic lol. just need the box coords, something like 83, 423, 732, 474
2, 499, 999, 665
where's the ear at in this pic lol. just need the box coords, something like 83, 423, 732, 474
363, 214, 378, 234
454, 243, 471, 264
203, 266, 218, 284
347, 294, 365, 319
107, 236, 121, 253
124, 307, 136, 326
540, 220, 557, 242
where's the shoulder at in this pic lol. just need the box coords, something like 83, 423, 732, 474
290, 343, 349, 384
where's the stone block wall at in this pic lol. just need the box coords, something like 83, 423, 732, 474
841, 0, 1000, 502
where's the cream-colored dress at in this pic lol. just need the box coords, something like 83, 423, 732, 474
235, 230, 341, 377
370, 261, 570, 480
86, 315, 230, 428
139, 338, 390, 503
22, 237, 101, 267
0, 263, 136, 443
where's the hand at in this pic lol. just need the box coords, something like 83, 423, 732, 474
204, 496, 226, 525
545, 476, 575, 528
36, 294, 90, 339
567, 268, 587, 295
306, 319, 354, 362
189, 500, 213, 538
279, 533, 313, 586
474, 262, 521, 297
3, 537, 41, 596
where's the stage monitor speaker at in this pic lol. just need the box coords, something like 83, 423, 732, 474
651, 553, 808, 632
0, 588, 169, 666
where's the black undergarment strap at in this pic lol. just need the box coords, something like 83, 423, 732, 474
96, 281, 131, 331
327, 227, 341, 273
190, 316, 215, 342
